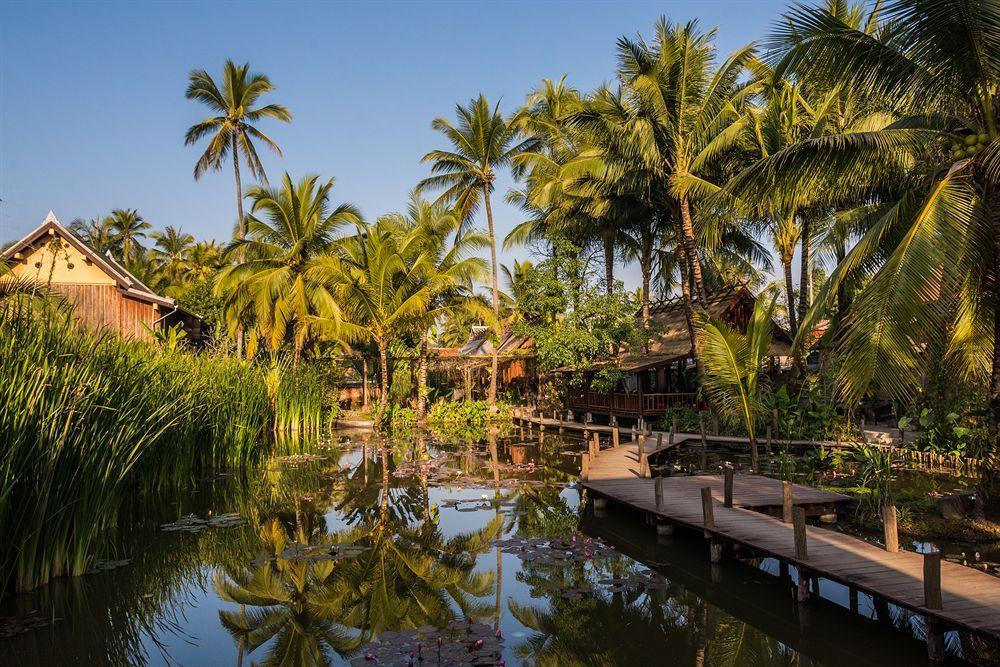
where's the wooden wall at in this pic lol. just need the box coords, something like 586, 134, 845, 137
52, 284, 157, 341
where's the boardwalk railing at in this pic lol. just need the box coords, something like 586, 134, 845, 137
567, 389, 697, 417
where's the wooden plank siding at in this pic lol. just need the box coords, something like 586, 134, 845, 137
52, 284, 157, 341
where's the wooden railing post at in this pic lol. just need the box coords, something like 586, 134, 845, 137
924, 551, 942, 609
581, 454, 589, 481
782, 481, 793, 524
655, 476, 664, 510
612, 427, 620, 448
699, 416, 708, 469
883, 504, 899, 553
701, 487, 715, 537
793, 506, 808, 560
723, 466, 734, 508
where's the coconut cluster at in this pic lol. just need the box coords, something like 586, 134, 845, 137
947, 133, 991, 160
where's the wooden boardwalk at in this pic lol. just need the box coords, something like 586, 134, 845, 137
581, 442, 1000, 642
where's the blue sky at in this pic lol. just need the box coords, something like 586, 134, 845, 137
1, 0, 788, 287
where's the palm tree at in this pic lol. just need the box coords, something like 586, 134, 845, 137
615, 18, 757, 306
151, 225, 195, 287
743, 0, 1000, 509
108, 208, 151, 262
324, 218, 435, 426
215, 173, 361, 363
695, 295, 777, 472
185, 240, 225, 283
185, 60, 292, 239
381, 196, 489, 420
417, 94, 540, 405
69, 216, 119, 254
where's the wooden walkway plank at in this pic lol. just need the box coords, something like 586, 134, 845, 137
580, 443, 1000, 639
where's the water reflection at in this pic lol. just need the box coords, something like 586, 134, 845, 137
0, 428, 995, 666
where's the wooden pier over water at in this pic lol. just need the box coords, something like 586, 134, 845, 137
575, 439, 1000, 659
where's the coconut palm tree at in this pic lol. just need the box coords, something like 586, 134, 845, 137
215, 173, 361, 363
696, 295, 777, 472
185, 240, 225, 283
151, 226, 195, 287
738, 0, 1000, 509
184, 60, 292, 239
322, 218, 435, 426
615, 18, 757, 306
417, 94, 540, 405
381, 196, 489, 420
108, 208, 151, 262
69, 216, 119, 254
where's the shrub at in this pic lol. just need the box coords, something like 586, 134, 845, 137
426, 400, 513, 427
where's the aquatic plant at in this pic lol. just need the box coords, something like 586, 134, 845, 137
0, 298, 322, 591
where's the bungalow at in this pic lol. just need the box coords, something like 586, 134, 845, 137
2, 212, 202, 342
565, 285, 791, 423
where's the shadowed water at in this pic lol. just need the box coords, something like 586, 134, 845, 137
0, 428, 995, 666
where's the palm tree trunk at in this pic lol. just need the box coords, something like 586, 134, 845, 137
483, 184, 500, 406
417, 328, 429, 421
603, 234, 615, 296
783, 257, 798, 337
232, 129, 245, 240
375, 340, 389, 427
640, 237, 653, 353
980, 184, 1000, 516
677, 242, 704, 378
678, 196, 708, 304
798, 215, 812, 331
362, 356, 370, 408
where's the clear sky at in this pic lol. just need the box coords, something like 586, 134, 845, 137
1, 0, 789, 287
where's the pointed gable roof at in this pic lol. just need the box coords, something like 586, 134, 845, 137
2, 212, 176, 307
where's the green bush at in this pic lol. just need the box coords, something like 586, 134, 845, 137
426, 400, 513, 427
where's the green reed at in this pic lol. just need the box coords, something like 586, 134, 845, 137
0, 299, 322, 591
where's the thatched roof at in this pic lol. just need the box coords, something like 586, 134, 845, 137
554, 285, 791, 373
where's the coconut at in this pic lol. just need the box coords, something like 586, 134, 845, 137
966, 135, 978, 146
953, 150, 965, 159
967, 145, 980, 156
978, 133, 990, 144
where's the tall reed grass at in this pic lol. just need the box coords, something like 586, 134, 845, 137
0, 297, 326, 591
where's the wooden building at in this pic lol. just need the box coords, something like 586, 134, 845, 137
2, 212, 202, 342
565, 285, 791, 422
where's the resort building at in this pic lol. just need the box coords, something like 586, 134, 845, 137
2, 212, 202, 342
563, 285, 792, 423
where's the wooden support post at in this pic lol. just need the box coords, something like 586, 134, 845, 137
656, 519, 673, 535
924, 551, 942, 609
656, 432, 664, 450
925, 619, 946, 663
668, 425, 675, 447
581, 454, 589, 480
750, 435, 759, 473
701, 487, 715, 537
612, 427, 620, 448
709, 540, 723, 563
631, 426, 636, 441
723, 466, 734, 508
849, 587, 859, 615
883, 504, 899, 553
639, 450, 648, 478
766, 425, 772, 453
793, 506, 808, 560
797, 570, 811, 602
699, 418, 708, 469
655, 476, 664, 510
592, 432, 600, 457
782, 481, 793, 524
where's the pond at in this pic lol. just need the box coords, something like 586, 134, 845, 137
0, 428, 996, 666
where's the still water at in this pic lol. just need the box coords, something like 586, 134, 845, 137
0, 429, 994, 665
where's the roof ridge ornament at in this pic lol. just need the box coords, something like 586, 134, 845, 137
43, 210, 59, 225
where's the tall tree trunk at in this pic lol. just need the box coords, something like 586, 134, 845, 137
232, 129, 245, 240
678, 196, 708, 304
640, 234, 653, 353
798, 215, 812, 332
603, 234, 615, 296
375, 340, 389, 428
362, 356, 370, 408
677, 242, 704, 378
783, 257, 798, 337
483, 184, 500, 406
980, 183, 1000, 516
417, 328, 429, 421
